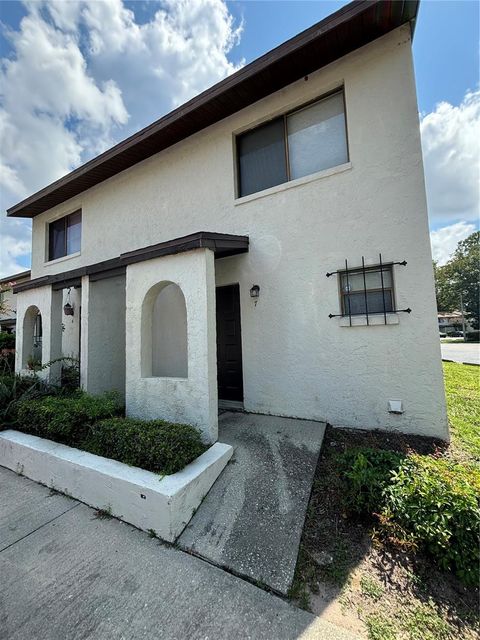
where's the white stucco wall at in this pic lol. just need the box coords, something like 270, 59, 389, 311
80, 274, 126, 397
0, 430, 233, 542
61, 287, 81, 359
152, 283, 188, 378
126, 249, 218, 442
15, 285, 63, 382
25, 25, 448, 439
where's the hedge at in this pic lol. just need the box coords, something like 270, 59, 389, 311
15, 392, 122, 445
14, 393, 207, 476
83, 417, 207, 475
1, 373, 62, 427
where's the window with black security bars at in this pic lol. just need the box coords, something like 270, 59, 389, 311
326, 254, 411, 326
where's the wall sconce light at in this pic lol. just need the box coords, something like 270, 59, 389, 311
250, 284, 260, 306
63, 288, 74, 316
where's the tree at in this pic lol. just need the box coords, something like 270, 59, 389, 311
0, 283, 13, 315
433, 231, 480, 330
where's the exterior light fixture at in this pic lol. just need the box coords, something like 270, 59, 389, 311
250, 284, 260, 306
63, 288, 74, 316
250, 285, 260, 299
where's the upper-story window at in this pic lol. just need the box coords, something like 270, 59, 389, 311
48, 210, 82, 261
237, 89, 348, 198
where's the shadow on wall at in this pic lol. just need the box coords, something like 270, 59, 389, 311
142, 281, 188, 379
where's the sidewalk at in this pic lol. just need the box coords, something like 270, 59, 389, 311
179, 412, 325, 595
0, 467, 358, 640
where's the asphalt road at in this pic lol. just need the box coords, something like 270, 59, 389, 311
441, 342, 480, 365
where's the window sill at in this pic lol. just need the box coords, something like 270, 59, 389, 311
44, 251, 81, 267
234, 161, 352, 206
338, 314, 399, 327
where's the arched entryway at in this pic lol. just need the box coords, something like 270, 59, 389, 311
22, 305, 43, 369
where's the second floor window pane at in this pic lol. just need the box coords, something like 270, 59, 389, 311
48, 210, 82, 261
238, 118, 287, 197
67, 210, 82, 254
287, 91, 348, 180
49, 218, 66, 261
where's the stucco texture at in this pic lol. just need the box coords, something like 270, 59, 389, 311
21, 25, 447, 439
125, 249, 218, 442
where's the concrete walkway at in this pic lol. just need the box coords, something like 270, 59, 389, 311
441, 342, 480, 365
0, 467, 357, 640
178, 412, 325, 595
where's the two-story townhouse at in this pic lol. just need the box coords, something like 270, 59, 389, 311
8, 0, 448, 443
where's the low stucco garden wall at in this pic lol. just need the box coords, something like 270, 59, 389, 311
0, 430, 233, 542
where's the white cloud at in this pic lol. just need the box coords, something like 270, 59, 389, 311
430, 221, 476, 266
0, 215, 31, 277
0, 0, 243, 277
421, 89, 480, 224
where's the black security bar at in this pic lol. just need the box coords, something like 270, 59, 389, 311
327, 254, 411, 325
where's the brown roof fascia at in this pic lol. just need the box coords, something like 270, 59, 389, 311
0, 270, 31, 285
12, 232, 249, 293
6, 0, 419, 219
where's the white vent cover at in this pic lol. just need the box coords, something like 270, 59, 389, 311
388, 400, 403, 414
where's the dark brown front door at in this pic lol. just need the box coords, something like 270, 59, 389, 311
216, 284, 244, 402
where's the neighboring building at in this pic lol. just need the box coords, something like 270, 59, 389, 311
0, 271, 31, 332
7, 0, 448, 442
438, 311, 471, 335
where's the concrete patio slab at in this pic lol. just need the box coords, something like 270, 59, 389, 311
178, 412, 326, 595
0, 466, 358, 640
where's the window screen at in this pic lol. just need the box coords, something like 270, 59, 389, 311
287, 92, 348, 180
236, 89, 348, 198
237, 118, 287, 197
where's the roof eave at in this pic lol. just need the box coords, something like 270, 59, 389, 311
7, 0, 419, 219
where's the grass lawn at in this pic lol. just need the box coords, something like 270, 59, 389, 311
290, 362, 479, 639
443, 362, 479, 462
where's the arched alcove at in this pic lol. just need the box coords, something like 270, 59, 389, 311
141, 282, 188, 378
22, 305, 43, 368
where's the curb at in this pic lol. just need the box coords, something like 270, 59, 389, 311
442, 358, 479, 367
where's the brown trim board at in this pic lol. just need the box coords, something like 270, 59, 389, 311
13, 232, 249, 293
7, 0, 419, 219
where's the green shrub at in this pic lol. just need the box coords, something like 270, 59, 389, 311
15, 392, 122, 445
381, 455, 480, 587
337, 447, 405, 515
84, 417, 207, 475
60, 361, 80, 392
0, 333, 15, 374
0, 332, 15, 350
0, 373, 61, 427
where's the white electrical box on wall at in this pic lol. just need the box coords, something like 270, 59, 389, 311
388, 400, 404, 414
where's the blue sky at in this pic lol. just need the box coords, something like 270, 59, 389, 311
0, 0, 478, 275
